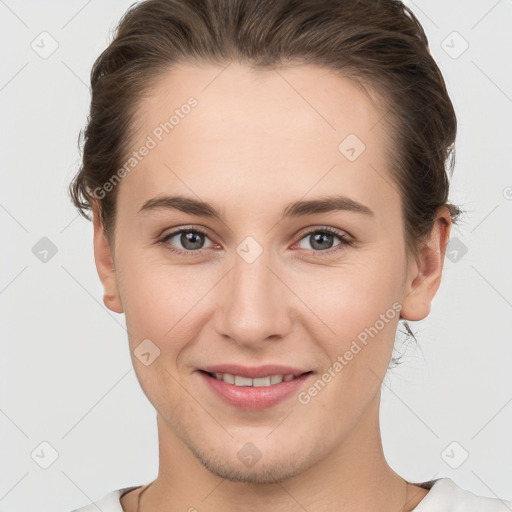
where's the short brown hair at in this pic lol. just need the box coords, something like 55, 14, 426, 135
69, 0, 462, 259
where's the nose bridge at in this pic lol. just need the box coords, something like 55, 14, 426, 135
215, 241, 291, 345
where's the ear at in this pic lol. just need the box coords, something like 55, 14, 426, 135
400, 207, 452, 321
92, 202, 124, 314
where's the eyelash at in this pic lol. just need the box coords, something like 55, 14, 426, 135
157, 225, 354, 258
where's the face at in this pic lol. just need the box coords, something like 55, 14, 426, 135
94, 62, 449, 483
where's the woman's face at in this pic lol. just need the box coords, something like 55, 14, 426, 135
94, 62, 448, 483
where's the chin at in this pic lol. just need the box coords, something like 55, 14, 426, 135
186, 438, 314, 484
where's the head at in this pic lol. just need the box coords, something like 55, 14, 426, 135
69, 0, 461, 484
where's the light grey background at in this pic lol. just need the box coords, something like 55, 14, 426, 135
1, 1, 511, 510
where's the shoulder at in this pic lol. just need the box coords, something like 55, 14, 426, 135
64, 486, 139, 512
413, 478, 512, 511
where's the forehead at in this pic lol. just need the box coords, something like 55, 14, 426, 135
139, 61, 385, 147
117, 62, 398, 220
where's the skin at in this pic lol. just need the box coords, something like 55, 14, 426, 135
92, 62, 451, 512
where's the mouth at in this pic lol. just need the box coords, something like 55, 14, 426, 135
197, 367, 314, 410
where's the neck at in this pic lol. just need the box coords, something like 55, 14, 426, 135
128, 392, 426, 512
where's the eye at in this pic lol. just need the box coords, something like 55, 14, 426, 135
294, 227, 353, 254
159, 227, 216, 256
158, 225, 354, 257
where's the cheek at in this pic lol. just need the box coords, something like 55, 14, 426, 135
287, 255, 404, 409
115, 250, 218, 351
296, 274, 401, 426
115, 254, 205, 406
289, 253, 404, 343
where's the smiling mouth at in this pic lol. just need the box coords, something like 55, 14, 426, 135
200, 370, 313, 387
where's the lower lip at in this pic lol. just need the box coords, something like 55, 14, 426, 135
199, 371, 312, 410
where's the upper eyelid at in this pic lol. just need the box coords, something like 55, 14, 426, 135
297, 226, 349, 238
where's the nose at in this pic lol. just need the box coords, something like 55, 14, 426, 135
214, 246, 294, 349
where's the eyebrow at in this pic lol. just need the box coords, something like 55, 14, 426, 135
137, 194, 374, 220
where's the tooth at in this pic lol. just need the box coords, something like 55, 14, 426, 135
223, 373, 235, 384
213, 373, 296, 386
253, 377, 271, 387
234, 375, 253, 386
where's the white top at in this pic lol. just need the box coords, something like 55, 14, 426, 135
68, 478, 512, 511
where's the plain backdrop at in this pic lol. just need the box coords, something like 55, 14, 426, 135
1, 0, 512, 510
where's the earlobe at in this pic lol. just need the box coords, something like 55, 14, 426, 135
92, 204, 124, 314
400, 208, 452, 322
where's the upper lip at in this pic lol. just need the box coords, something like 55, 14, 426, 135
200, 364, 311, 379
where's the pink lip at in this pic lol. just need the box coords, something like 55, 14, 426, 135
200, 364, 309, 379
198, 370, 313, 410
